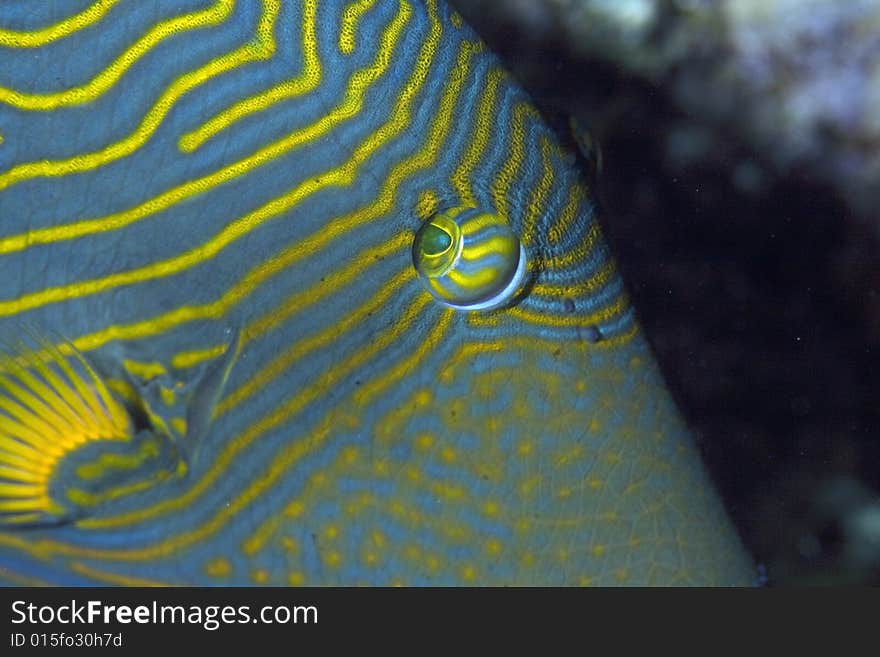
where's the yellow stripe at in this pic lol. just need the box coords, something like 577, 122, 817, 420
0, 0, 236, 109
171, 345, 229, 370
0, 0, 120, 48
491, 102, 539, 217
216, 261, 412, 417
534, 259, 618, 298
244, 308, 454, 555
69, 562, 172, 586
521, 137, 556, 246
548, 218, 603, 269
339, 0, 376, 54
27, 295, 432, 555
0, 0, 278, 191
450, 68, 503, 206
76, 274, 420, 534
504, 294, 630, 329
1, 2, 462, 546
354, 308, 454, 406
548, 184, 583, 245
0, 0, 402, 255
179, 0, 322, 152
63, 2, 468, 537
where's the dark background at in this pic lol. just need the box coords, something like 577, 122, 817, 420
451, 2, 880, 585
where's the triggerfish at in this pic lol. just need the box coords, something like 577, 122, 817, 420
0, 0, 754, 585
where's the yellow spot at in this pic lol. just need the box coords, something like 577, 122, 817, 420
425, 554, 441, 573
517, 440, 533, 456
415, 433, 434, 450
575, 379, 587, 393
588, 477, 604, 491
370, 531, 386, 548
520, 553, 536, 567
284, 500, 305, 518
483, 500, 500, 517
158, 386, 176, 406
589, 418, 602, 433
519, 475, 540, 497
451, 11, 463, 28
515, 517, 531, 534
557, 486, 572, 500
461, 565, 477, 582
605, 451, 621, 465
414, 389, 432, 406
323, 525, 339, 540
404, 465, 421, 483
363, 551, 378, 567
170, 417, 187, 435
440, 448, 456, 464
578, 575, 594, 586
280, 537, 298, 554
485, 539, 502, 557
205, 558, 231, 578
251, 569, 269, 584
341, 446, 358, 463
591, 544, 606, 558
323, 551, 342, 568
615, 568, 630, 583
288, 572, 304, 586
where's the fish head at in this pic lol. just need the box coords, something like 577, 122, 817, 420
0, 0, 753, 585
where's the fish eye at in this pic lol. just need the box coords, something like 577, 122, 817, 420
412, 207, 528, 312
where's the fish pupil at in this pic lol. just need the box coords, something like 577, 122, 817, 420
419, 223, 452, 256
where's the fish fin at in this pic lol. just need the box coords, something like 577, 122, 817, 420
183, 329, 241, 464
118, 328, 241, 465
0, 334, 159, 526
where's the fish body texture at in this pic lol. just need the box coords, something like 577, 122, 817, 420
0, 0, 754, 585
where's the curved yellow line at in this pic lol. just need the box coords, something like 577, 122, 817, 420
179, 0, 321, 152
242, 308, 455, 555
60, 10, 464, 538
450, 68, 503, 207
0, 0, 278, 192
0, 0, 401, 258
0, 0, 119, 48
533, 259, 618, 297
521, 136, 556, 246
339, 0, 377, 54
0, 0, 235, 109
70, 562, 172, 586
491, 102, 538, 217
